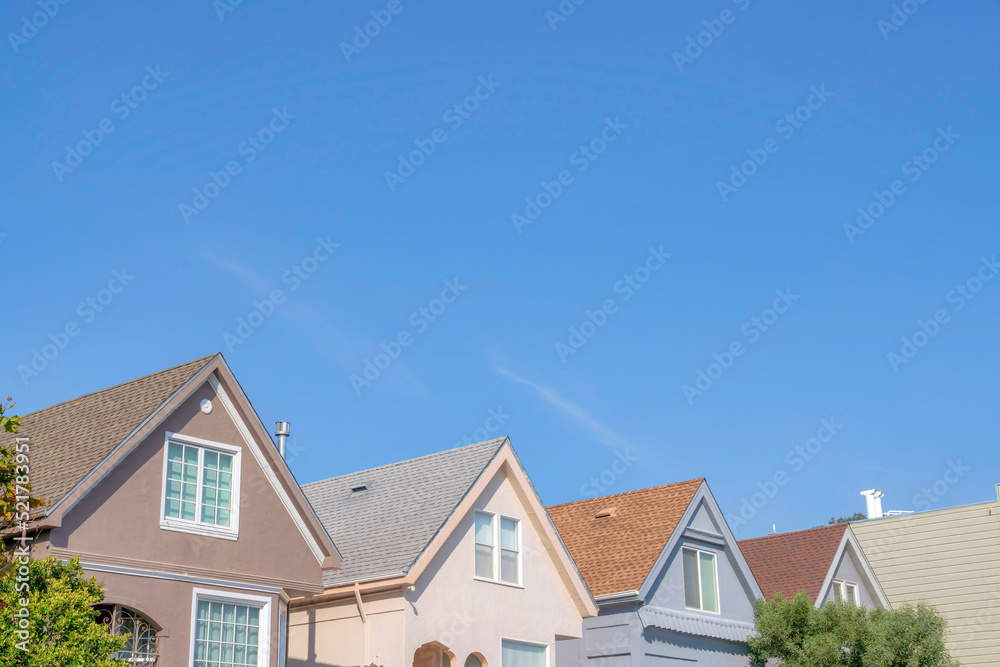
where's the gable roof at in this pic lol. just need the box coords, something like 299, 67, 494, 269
302, 438, 506, 588
547, 479, 704, 597
4, 354, 341, 570
6, 355, 216, 508
738, 523, 847, 604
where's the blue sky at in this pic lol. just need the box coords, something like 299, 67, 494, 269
3, 0, 999, 538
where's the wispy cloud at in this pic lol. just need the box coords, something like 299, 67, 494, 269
494, 364, 633, 451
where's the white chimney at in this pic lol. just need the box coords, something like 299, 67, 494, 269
275, 421, 290, 459
860, 489, 885, 519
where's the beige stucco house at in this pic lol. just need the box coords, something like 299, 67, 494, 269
3, 354, 341, 666
289, 438, 598, 667
852, 486, 1000, 666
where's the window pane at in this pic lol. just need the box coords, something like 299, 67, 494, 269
475, 544, 494, 579
501, 549, 518, 584
217, 509, 231, 527
475, 512, 494, 546
219, 453, 233, 472
204, 468, 218, 487
202, 506, 217, 524
165, 480, 182, 499
699, 552, 718, 613
167, 460, 183, 480
184, 445, 199, 465
165, 498, 180, 518
195, 602, 259, 667
204, 450, 219, 469
833, 582, 843, 602
501, 640, 546, 667
180, 501, 196, 521
846, 584, 857, 605
683, 549, 700, 608
168, 442, 184, 461
500, 517, 518, 550
466, 655, 484, 667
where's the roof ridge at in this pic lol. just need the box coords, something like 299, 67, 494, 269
21, 354, 218, 417
302, 437, 507, 488
737, 522, 846, 544
547, 477, 704, 509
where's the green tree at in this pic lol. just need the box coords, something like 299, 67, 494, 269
748, 591, 959, 666
829, 512, 867, 525
1, 557, 128, 666
1, 397, 43, 527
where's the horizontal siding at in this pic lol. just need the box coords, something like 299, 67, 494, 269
853, 502, 1000, 665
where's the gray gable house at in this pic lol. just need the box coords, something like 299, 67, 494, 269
548, 480, 763, 667
289, 438, 598, 667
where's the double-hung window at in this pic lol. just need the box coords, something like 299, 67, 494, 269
832, 580, 859, 605
191, 589, 270, 667
161, 433, 240, 539
474, 510, 521, 585
682, 547, 719, 613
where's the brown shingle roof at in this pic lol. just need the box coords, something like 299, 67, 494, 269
547, 479, 703, 597
4, 355, 215, 508
738, 523, 847, 603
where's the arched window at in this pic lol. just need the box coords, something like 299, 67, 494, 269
96, 604, 159, 665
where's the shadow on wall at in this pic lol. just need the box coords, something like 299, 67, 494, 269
643, 628, 750, 657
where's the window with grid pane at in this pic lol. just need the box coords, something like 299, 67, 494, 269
164, 441, 235, 528
194, 600, 260, 667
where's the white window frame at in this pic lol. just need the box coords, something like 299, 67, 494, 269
189, 588, 271, 667
473, 510, 522, 587
832, 579, 860, 605
501, 638, 549, 667
159, 432, 241, 540
682, 547, 721, 615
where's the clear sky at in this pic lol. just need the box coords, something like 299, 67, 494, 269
3, 1, 999, 539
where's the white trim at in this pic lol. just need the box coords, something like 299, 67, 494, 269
79, 560, 284, 595
190, 587, 272, 667
816, 527, 892, 610
500, 638, 550, 667
210, 375, 326, 566
682, 546, 721, 615
158, 431, 242, 541
50, 358, 216, 518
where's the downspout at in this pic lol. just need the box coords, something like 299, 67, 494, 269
355, 582, 368, 665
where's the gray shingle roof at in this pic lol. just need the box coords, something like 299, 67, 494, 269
4, 355, 215, 509
302, 438, 506, 588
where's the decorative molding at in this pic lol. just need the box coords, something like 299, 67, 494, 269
54, 549, 323, 594
682, 526, 726, 547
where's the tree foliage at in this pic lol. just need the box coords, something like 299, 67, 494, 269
748, 592, 959, 666
829, 512, 868, 524
1, 556, 128, 666
1, 398, 43, 528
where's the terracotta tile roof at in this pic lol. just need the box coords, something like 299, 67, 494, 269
547, 479, 703, 597
738, 523, 847, 603
3, 355, 216, 508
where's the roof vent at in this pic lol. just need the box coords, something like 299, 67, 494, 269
351, 483, 370, 493
595, 507, 616, 519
